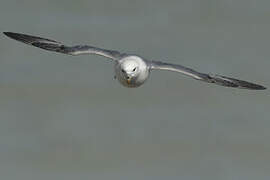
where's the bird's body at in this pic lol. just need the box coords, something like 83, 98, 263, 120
3, 32, 266, 90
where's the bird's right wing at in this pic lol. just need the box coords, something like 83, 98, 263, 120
3, 32, 123, 60
149, 60, 266, 90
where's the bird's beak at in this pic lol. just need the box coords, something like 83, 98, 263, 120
127, 79, 131, 84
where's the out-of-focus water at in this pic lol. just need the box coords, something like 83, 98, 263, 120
0, 0, 269, 179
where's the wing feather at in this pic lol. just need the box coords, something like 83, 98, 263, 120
150, 60, 266, 90
3, 32, 122, 60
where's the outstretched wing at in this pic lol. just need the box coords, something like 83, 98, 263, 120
3, 32, 123, 60
150, 60, 266, 90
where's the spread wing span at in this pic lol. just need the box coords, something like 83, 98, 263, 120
3, 32, 122, 60
150, 60, 266, 90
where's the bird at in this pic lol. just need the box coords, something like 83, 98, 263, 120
3, 32, 266, 90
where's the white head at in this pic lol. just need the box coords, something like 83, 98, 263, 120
120, 58, 140, 83
115, 55, 149, 87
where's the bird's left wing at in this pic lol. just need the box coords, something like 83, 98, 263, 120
149, 60, 266, 90
3, 32, 123, 60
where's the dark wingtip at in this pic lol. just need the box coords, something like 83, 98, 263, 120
3, 32, 22, 41
3, 32, 60, 45
232, 81, 266, 90
3, 32, 12, 37
3, 31, 16, 37
252, 85, 267, 90
206, 74, 267, 90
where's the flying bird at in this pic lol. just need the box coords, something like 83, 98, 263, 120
3, 32, 266, 90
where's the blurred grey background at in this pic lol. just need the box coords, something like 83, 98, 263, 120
0, 0, 269, 179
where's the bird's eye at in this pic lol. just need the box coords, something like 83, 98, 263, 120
121, 69, 125, 73
132, 67, 137, 72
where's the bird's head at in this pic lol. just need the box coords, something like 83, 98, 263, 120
120, 60, 139, 84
